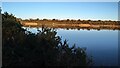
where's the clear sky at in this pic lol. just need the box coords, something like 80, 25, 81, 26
2, 2, 118, 21
2, 0, 120, 2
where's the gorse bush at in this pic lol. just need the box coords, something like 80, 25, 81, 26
2, 12, 92, 67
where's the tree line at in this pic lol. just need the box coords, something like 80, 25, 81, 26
21, 18, 120, 25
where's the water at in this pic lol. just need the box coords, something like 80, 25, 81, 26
23, 27, 118, 66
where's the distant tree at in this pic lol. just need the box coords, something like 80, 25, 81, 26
52, 19, 56, 21
88, 20, 91, 21
43, 19, 47, 21
98, 20, 101, 21
36, 18, 39, 21
71, 19, 74, 22
78, 19, 81, 21
29, 18, 34, 21
67, 19, 69, 21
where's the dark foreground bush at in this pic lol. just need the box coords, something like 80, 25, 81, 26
2, 12, 92, 67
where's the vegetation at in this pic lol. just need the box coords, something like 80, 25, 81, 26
22, 18, 120, 25
2, 12, 92, 67
21, 18, 120, 30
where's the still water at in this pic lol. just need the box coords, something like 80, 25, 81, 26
23, 27, 118, 66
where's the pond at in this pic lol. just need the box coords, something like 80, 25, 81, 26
23, 27, 118, 66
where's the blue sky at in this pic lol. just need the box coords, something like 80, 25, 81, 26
2, 0, 120, 2
2, 2, 118, 21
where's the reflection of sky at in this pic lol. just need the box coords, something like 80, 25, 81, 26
2, 2, 118, 21
57, 29, 118, 66
22, 27, 118, 66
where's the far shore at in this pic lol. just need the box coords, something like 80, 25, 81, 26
19, 19, 120, 30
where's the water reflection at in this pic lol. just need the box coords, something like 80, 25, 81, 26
23, 27, 118, 66
57, 29, 118, 66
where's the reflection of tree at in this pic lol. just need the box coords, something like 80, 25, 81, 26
2, 12, 92, 67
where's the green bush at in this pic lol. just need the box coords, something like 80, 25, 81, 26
2, 12, 92, 67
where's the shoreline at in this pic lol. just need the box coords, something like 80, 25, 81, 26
20, 21, 120, 30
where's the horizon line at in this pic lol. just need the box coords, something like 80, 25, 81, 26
19, 18, 118, 21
